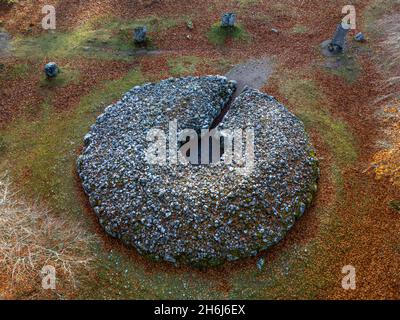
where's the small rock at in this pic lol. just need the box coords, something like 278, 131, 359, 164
257, 257, 265, 271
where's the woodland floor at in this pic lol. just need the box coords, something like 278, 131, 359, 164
0, 0, 399, 299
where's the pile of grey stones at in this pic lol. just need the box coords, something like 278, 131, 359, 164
77, 76, 319, 267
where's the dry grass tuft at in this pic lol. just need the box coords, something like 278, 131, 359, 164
0, 173, 95, 298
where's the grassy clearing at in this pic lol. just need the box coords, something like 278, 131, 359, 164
207, 23, 250, 46
12, 15, 180, 60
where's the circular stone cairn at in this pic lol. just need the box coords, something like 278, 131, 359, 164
77, 76, 319, 267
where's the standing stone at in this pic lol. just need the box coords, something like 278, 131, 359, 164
329, 24, 350, 53
221, 13, 236, 28
44, 62, 59, 78
133, 26, 147, 43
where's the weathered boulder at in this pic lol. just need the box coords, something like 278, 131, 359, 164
77, 76, 319, 267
